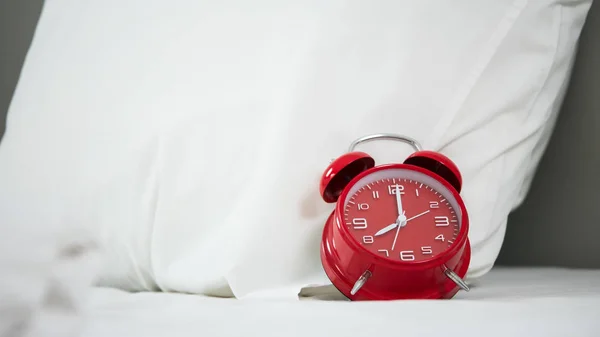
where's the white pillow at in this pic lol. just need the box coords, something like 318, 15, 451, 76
0, 0, 592, 299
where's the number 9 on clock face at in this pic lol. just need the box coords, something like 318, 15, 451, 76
343, 168, 462, 262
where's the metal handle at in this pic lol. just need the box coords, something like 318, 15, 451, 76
348, 133, 422, 153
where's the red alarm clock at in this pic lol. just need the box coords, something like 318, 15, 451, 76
319, 134, 471, 301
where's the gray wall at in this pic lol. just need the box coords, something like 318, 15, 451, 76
0, 0, 44, 139
497, 0, 600, 268
1, 1, 599, 268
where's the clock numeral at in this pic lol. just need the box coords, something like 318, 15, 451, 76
429, 201, 439, 209
352, 218, 368, 229
435, 216, 449, 227
388, 184, 405, 195
378, 249, 389, 257
362, 236, 374, 244
357, 203, 370, 211
421, 246, 433, 255
372, 191, 380, 199
435, 234, 445, 242
400, 250, 415, 261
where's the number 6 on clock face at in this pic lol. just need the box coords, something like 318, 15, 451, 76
400, 251, 415, 261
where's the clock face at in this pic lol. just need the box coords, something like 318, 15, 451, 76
342, 168, 462, 262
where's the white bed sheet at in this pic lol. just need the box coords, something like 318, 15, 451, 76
82, 267, 600, 337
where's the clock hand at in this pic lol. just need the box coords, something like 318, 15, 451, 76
383, 185, 406, 243
375, 210, 430, 237
405, 210, 430, 222
390, 213, 407, 251
374, 223, 398, 237
395, 185, 403, 217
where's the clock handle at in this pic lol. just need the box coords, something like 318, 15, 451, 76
347, 133, 422, 153
443, 265, 470, 292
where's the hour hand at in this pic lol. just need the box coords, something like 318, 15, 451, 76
374, 223, 397, 237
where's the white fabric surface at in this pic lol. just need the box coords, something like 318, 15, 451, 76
82, 268, 600, 337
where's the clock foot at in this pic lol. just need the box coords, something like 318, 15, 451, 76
444, 265, 470, 292
350, 270, 372, 295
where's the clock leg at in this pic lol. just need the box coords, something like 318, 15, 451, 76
350, 270, 372, 295
443, 265, 470, 292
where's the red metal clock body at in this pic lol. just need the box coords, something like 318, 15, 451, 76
319, 134, 471, 301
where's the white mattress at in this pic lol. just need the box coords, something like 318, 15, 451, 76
82, 267, 600, 337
